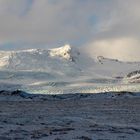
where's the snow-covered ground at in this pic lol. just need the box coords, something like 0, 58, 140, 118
0, 91, 140, 140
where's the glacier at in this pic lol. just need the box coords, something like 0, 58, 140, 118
0, 44, 140, 94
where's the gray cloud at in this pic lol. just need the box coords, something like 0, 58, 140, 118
0, 0, 140, 61
0, 0, 95, 45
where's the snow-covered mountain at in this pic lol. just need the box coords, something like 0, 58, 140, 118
0, 45, 77, 69
0, 44, 140, 93
0, 45, 92, 72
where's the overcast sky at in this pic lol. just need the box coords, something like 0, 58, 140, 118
0, 0, 140, 61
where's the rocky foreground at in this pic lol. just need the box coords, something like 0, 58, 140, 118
0, 91, 140, 140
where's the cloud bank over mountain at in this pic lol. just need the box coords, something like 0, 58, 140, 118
0, 0, 140, 61
87, 38, 140, 62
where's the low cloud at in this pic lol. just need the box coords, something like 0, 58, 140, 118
86, 38, 140, 62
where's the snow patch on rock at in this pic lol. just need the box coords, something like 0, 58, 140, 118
49, 44, 72, 60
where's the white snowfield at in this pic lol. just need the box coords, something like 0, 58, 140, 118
0, 44, 140, 94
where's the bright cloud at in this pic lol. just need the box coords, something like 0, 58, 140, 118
86, 38, 140, 61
